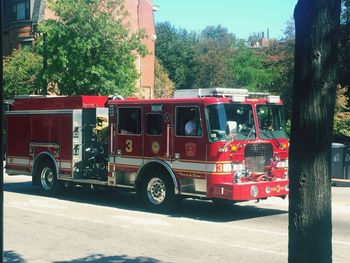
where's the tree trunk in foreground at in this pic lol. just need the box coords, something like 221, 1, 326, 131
289, 1, 340, 263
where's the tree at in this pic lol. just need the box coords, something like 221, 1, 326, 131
289, 1, 341, 263
193, 25, 235, 88
338, 0, 350, 95
228, 43, 280, 91
154, 59, 174, 98
38, 0, 147, 96
155, 24, 237, 90
155, 22, 198, 90
333, 85, 350, 140
263, 28, 295, 118
3, 48, 42, 99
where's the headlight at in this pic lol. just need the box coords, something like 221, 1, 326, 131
232, 163, 246, 171
276, 159, 288, 168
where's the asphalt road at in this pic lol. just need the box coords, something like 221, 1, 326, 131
3, 173, 350, 263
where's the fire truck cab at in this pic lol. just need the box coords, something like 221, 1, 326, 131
5, 88, 289, 212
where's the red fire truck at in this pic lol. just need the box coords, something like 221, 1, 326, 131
5, 88, 289, 212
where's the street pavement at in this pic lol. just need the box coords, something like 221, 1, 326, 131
3, 172, 350, 263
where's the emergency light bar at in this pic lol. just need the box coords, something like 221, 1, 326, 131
14, 95, 65, 99
232, 95, 246, 102
267, 95, 281, 103
173, 88, 249, 98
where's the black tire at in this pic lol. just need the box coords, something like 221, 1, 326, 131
140, 169, 176, 213
38, 159, 60, 195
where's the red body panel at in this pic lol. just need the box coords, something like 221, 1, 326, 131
6, 113, 73, 173
210, 180, 289, 200
12, 96, 108, 110
6, 96, 107, 175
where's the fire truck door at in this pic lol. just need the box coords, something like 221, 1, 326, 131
143, 104, 172, 161
114, 107, 143, 173
171, 105, 207, 195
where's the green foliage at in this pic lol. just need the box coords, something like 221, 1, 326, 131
263, 39, 295, 119
334, 85, 350, 139
3, 48, 43, 99
38, 0, 147, 96
154, 59, 174, 98
228, 44, 281, 92
155, 23, 235, 89
155, 22, 198, 90
193, 26, 235, 88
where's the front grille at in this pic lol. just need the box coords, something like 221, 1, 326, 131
245, 143, 273, 172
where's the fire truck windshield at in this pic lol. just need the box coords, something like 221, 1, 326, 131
257, 104, 288, 139
206, 103, 256, 142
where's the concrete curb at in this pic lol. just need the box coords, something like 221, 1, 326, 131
332, 179, 350, 187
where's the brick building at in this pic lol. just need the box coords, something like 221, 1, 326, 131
2, 0, 156, 98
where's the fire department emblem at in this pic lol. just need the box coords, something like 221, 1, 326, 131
164, 112, 171, 123
185, 142, 196, 157
151, 141, 160, 154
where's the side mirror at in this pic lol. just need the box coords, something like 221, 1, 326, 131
226, 121, 237, 138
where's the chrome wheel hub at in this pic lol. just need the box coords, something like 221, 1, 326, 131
147, 177, 166, 205
41, 167, 54, 190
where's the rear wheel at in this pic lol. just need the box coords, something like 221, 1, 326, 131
38, 160, 60, 195
140, 169, 176, 213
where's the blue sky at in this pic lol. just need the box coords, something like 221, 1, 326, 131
153, 0, 298, 39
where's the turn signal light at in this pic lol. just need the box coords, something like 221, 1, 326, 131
231, 145, 238, 151
281, 143, 288, 150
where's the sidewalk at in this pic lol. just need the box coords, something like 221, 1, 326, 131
332, 178, 350, 187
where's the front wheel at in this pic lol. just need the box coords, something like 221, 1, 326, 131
140, 170, 176, 213
38, 160, 60, 195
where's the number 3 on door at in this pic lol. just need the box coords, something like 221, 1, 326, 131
125, 139, 133, 153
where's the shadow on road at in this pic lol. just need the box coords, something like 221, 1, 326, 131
54, 254, 160, 263
4, 178, 287, 223
4, 251, 26, 262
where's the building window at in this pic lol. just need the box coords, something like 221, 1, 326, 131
12, 0, 30, 21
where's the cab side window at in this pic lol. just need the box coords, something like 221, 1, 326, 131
146, 114, 163, 135
176, 106, 202, 137
118, 107, 142, 135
